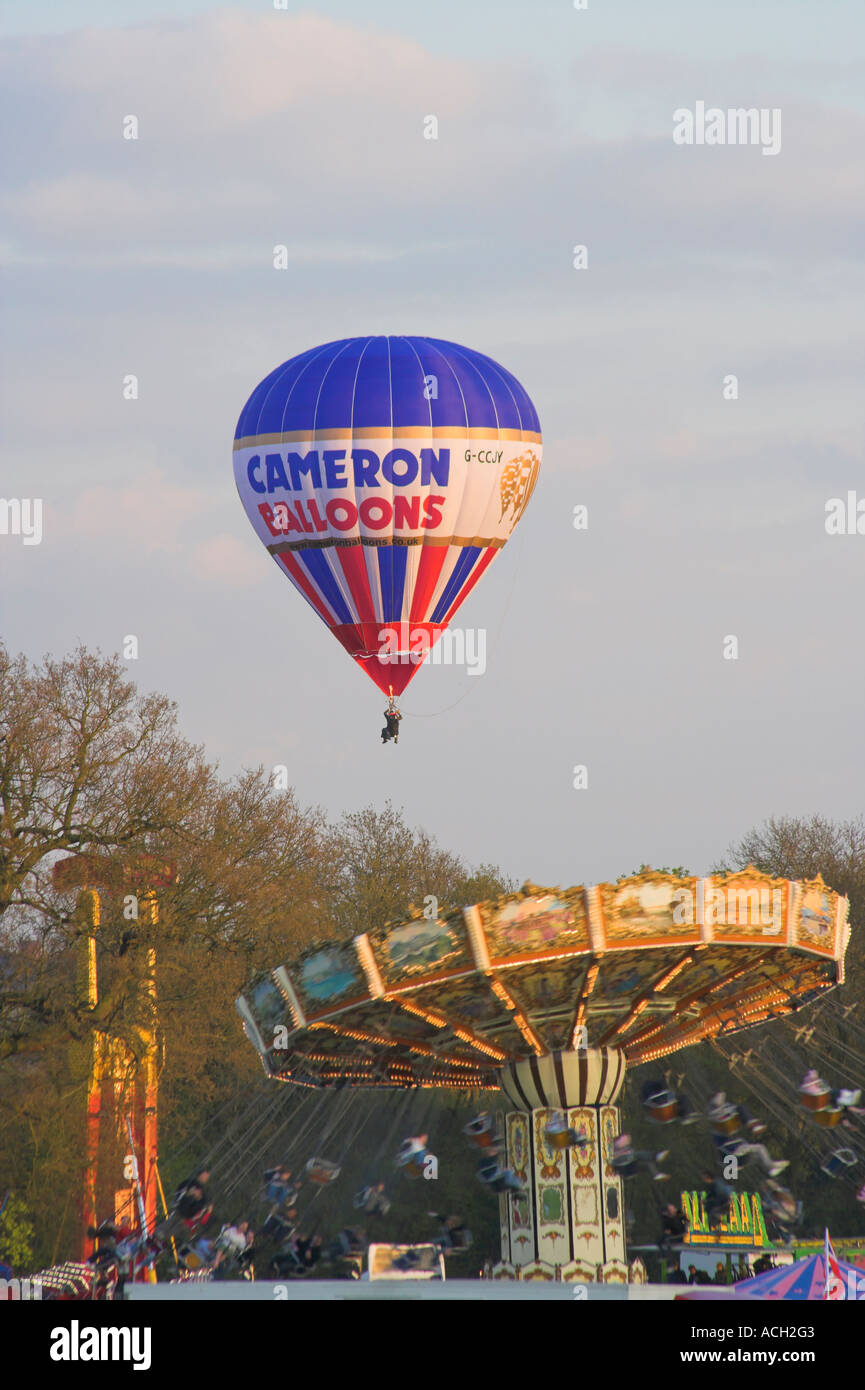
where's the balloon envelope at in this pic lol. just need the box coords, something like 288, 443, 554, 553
234, 336, 542, 695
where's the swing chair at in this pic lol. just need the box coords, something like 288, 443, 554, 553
353, 1185, 391, 1215
396, 1139, 430, 1179
464, 1114, 498, 1151
477, 1161, 523, 1194
819, 1148, 857, 1178
709, 1103, 742, 1136
644, 1090, 679, 1125
544, 1113, 583, 1150
305, 1157, 342, 1184
812, 1107, 843, 1129
799, 1082, 832, 1113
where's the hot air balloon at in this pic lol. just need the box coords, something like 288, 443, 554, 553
233, 336, 542, 698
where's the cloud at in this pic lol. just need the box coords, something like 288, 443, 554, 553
189, 532, 263, 588
64, 473, 207, 550
2, 14, 863, 282
0, 11, 557, 255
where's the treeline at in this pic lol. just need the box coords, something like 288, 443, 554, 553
0, 644, 512, 1266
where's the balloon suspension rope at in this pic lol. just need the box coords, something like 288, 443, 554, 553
405, 526, 526, 719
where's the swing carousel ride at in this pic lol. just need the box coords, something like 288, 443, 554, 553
237, 867, 851, 1281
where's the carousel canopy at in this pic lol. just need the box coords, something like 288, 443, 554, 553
237, 870, 849, 1089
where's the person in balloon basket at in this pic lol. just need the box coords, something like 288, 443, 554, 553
382, 705, 402, 745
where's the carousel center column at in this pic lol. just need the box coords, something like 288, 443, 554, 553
494, 1047, 632, 1283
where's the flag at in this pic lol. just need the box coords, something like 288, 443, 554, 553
824, 1229, 845, 1300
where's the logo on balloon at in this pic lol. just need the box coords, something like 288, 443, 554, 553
499, 451, 540, 525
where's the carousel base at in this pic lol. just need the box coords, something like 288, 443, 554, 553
127, 1274, 666, 1300
490, 1258, 647, 1284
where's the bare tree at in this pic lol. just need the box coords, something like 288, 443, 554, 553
323, 800, 514, 936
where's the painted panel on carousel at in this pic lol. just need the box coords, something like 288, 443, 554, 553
599, 1105, 625, 1259
499, 1192, 510, 1265
479, 889, 590, 963
600, 872, 701, 945
570, 1110, 602, 1260
508, 1195, 534, 1266
708, 870, 787, 942
511, 1194, 533, 1236
508, 1111, 530, 1180
599, 1107, 620, 1178
505, 1111, 534, 1264
539, 1187, 566, 1227
370, 909, 474, 985
535, 1110, 566, 1181
245, 974, 288, 1033
796, 879, 838, 956
569, 1107, 597, 1182
292, 942, 368, 1017
573, 1183, 600, 1236
535, 1111, 569, 1266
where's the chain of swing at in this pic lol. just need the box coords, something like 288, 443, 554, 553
645, 991, 865, 1205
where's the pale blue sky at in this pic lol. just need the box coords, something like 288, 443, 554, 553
1, 2, 863, 891
4, 0, 865, 63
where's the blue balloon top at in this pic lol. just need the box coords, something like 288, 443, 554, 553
234, 336, 540, 440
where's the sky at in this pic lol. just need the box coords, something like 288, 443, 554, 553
1, 2, 864, 892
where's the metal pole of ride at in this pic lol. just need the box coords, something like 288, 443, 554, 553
125, 1115, 148, 1234
140, 893, 160, 1243
126, 1115, 157, 1284
153, 1163, 178, 1266
83, 889, 103, 1262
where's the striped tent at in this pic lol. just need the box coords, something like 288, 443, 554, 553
734, 1251, 865, 1300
